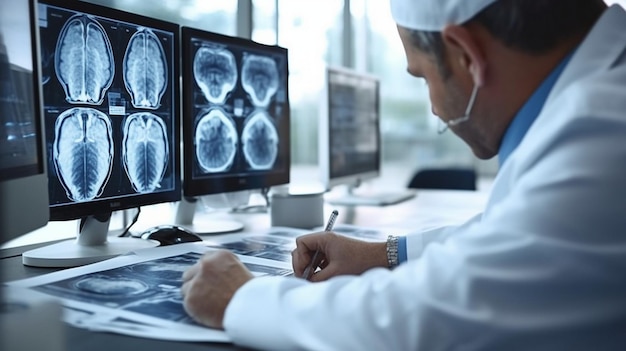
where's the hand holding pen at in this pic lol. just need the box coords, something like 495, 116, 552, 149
302, 210, 338, 280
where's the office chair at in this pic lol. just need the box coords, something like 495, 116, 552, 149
407, 168, 477, 191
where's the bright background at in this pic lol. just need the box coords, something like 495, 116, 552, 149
83, 0, 626, 180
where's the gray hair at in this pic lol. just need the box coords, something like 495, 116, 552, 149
406, 30, 450, 78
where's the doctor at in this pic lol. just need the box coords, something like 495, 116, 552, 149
181, 0, 626, 349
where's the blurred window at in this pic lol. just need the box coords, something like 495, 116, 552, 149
83, 0, 625, 177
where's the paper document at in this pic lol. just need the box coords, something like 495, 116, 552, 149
203, 226, 309, 263
4, 225, 409, 343
6, 243, 293, 343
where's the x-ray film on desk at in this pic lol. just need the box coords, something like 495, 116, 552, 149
5, 243, 292, 342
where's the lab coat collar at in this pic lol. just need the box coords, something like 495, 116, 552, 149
545, 5, 626, 107
498, 51, 575, 167
497, 5, 626, 169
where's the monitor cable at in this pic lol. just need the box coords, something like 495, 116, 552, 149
117, 207, 141, 237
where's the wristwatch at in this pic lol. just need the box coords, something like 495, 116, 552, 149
386, 235, 399, 268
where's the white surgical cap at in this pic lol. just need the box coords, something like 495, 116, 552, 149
390, 0, 498, 31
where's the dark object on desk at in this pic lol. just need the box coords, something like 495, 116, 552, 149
140, 225, 203, 246
407, 168, 477, 191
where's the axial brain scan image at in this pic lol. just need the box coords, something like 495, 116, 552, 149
74, 276, 150, 296
53, 107, 114, 202
193, 46, 237, 105
55, 14, 115, 105
122, 112, 169, 193
123, 28, 168, 109
195, 108, 238, 173
241, 54, 279, 107
242, 110, 278, 170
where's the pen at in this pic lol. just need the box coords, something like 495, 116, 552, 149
302, 210, 338, 280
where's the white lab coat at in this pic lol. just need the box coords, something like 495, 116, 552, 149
223, 5, 626, 350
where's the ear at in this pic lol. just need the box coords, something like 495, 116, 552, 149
441, 25, 486, 87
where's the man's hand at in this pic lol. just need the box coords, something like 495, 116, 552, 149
181, 250, 253, 329
292, 232, 388, 282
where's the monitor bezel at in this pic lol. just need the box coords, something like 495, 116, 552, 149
0, 0, 49, 243
38, 0, 182, 221
181, 26, 291, 197
319, 65, 381, 191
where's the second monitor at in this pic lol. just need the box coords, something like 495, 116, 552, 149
179, 26, 291, 233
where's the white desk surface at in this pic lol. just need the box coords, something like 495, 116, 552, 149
2, 163, 492, 249
2, 191, 489, 250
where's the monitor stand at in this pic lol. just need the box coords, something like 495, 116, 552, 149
22, 212, 159, 268
230, 187, 270, 214
326, 184, 417, 207
174, 197, 244, 235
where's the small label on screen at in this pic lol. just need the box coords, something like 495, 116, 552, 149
109, 105, 126, 115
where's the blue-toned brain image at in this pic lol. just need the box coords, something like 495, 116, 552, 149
122, 112, 169, 193
242, 110, 278, 170
123, 28, 168, 109
53, 107, 113, 202
55, 14, 114, 105
241, 54, 279, 107
193, 46, 237, 105
195, 108, 238, 173
74, 276, 149, 296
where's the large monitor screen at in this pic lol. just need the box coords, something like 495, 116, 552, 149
320, 66, 380, 190
38, 0, 181, 221
0, 0, 49, 243
181, 26, 290, 198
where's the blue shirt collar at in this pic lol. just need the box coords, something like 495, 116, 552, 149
498, 51, 576, 166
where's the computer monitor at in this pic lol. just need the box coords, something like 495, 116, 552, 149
0, 0, 49, 244
178, 26, 290, 233
22, 0, 181, 267
319, 66, 415, 206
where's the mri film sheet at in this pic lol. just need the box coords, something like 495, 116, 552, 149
204, 226, 309, 263
6, 244, 293, 341
188, 37, 289, 179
